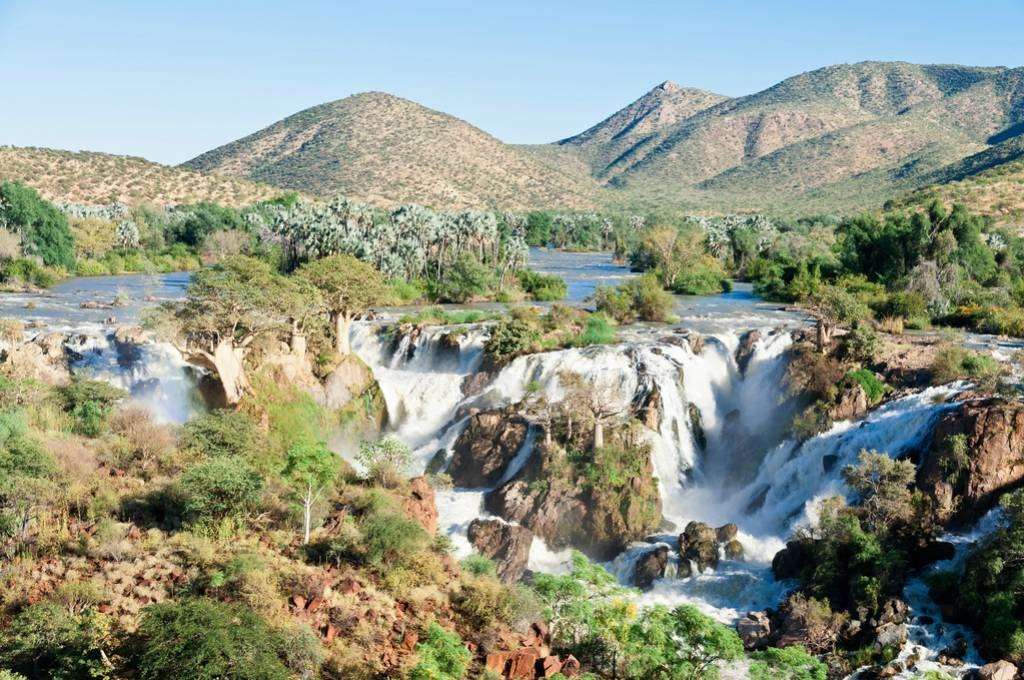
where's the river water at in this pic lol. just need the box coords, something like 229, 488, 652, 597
0, 254, 1000, 677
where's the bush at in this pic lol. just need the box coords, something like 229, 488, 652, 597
431, 255, 494, 303
842, 325, 881, 363
131, 598, 293, 680
930, 346, 1004, 391
576, 313, 616, 346
408, 622, 471, 680
516, 269, 567, 302
178, 457, 264, 527
0, 258, 60, 287
749, 646, 827, 680
355, 436, 411, 488
844, 369, 887, 405
181, 409, 262, 460
56, 379, 126, 437
0, 182, 75, 269
0, 602, 112, 679
360, 510, 430, 567
485, 316, 541, 364
594, 273, 675, 323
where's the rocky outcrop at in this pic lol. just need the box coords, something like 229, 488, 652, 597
632, 544, 670, 590
483, 622, 579, 679
737, 611, 772, 650
1, 332, 71, 385
112, 325, 149, 366
918, 398, 1024, 525
735, 330, 761, 375
467, 518, 533, 583
978, 660, 1018, 680
321, 354, 375, 410
485, 440, 661, 560
448, 408, 529, 488
827, 383, 869, 422
401, 476, 437, 535
678, 521, 743, 572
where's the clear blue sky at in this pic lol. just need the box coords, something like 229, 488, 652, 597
2, 0, 1022, 165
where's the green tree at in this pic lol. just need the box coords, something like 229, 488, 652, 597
131, 598, 292, 680
283, 440, 339, 543
842, 450, 918, 533
355, 436, 411, 488
622, 605, 745, 680
297, 253, 390, 355
178, 457, 264, 527
0, 602, 113, 679
0, 181, 75, 269
749, 646, 827, 680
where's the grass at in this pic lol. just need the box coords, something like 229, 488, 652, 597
397, 307, 504, 326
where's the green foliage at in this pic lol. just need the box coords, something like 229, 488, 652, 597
946, 490, 1024, 663
844, 369, 887, 405
748, 646, 827, 680
170, 202, 244, 247
621, 604, 745, 680
131, 598, 293, 680
930, 346, 1005, 390
359, 509, 430, 568
397, 307, 502, 326
517, 269, 568, 301
842, 325, 881, 363
56, 379, 126, 437
431, 255, 495, 303
841, 450, 917, 533
576, 313, 616, 346
180, 409, 263, 459
811, 285, 871, 326
408, 622, 471, 680
460, 554, 497, 577
485, 316, 542, 363
178, 457, 264, 527
594, 273, 675, 323
0, 258, 59, 288
0, 181, 75, 269
0, 602, 112, 679
355, 436, 411, 487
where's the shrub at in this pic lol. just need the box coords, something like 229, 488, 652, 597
0, 258, 59, 288
55, 379, 126, 437
178, 457, 264, 527
576, 313, 616, 346
131, 598, 292, 680
842, 325, 881, 363
0, 602, 112, 679
180, 409, 262, 460
360, 510, 429, 567
431, 255, 494, 303
844, 369, 887, 405
594, 273, 675, 323
460, 554, 496, 577
749, 646, 827, 680
930, 346, 1004, 391
408, 622, 471, 680
355, 436, 411, 488
516, 269, 567, 301
485, 316, 541, 363
622, 604, 745, 680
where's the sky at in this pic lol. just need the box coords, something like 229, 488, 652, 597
1, 0, 1023, 166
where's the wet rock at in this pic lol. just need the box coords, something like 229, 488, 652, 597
448, 408, 529, 488
724, 539, 744, 560
716, 523, 738, 542
112, 325, 148, 366
978, 660, 1018, 680
401, 476, 437, 535
679, 521, 719, 572
822, 453, 839, 473
632, 544, 669, 590
910, 540, 956, 568
737, 611, 772, 650
425, 450, 447, 475
640, 385, 662, 430
688, 404, 706, 451
918, 397, 1024, 526
774, 593, 844, 653
735, 330, 761, 375
467, 518, 533, 583
873, 623, 907, 649
872, 598, 909, 627
461, 370, 494, 398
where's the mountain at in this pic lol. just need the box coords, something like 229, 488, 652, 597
182, 62, 1024, 216
889, 135, 1024, 225
0, 146, 282, 207
183, 92, 600, 211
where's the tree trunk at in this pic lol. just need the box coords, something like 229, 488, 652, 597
593, 418, 604, 450
212, 340, 250, 405
302, 487, 313, 544
335, 313, 354, 355
816, 319, 832, 353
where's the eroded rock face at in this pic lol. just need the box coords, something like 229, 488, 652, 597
448, 408, 529, 488
737, 611, 772, 650
735, 330, 761, 375
321, 354, 374, 410
467, 518, 533, 583
918, 398, 1024, 526
632, 545, 670, 590
978, 660, 1018, 680
1, 332, 71, 386
402, 476, 437, 535
485, 441, 661, 560
827, 383, 869, 422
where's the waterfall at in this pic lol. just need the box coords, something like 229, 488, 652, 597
65, 332, 201, 424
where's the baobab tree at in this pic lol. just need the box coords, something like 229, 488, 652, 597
146, 256, 314, 405
296, 254, 390, 356
559, 370, 627, 450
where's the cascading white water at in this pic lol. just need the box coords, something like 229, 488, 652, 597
65, 332, 200, 424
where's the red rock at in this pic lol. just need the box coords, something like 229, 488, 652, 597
561, 655, 581, 677
539, 655, 563, 677
324, 623, 336, 643
338, 577, 360, 595
485, 651, 511, 674
401, 631, 418, 651
292, 595, 307, 610
402, 476, 438, 535
308, 596, 324, 613
508, 648, 540, 679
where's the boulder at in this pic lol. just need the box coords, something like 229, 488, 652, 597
918, 398, 1024, 525
1, 332, 70, 386
321, 354, 375, 410
724, 539, 744, 560
632, 545, 669, 590
679, 521, 719, 572
735, 330, 761, 375
401, 476, 437, 535
978, 660, 1018, 680
716, 523, 739, 542
737, 611, 772, 650
827, 383, 869, 422
467, 518, 533, 583
448, 408, 529, 488
772, 540, 812, 580
873, 623, 908, 649
112, 325, 148, 366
